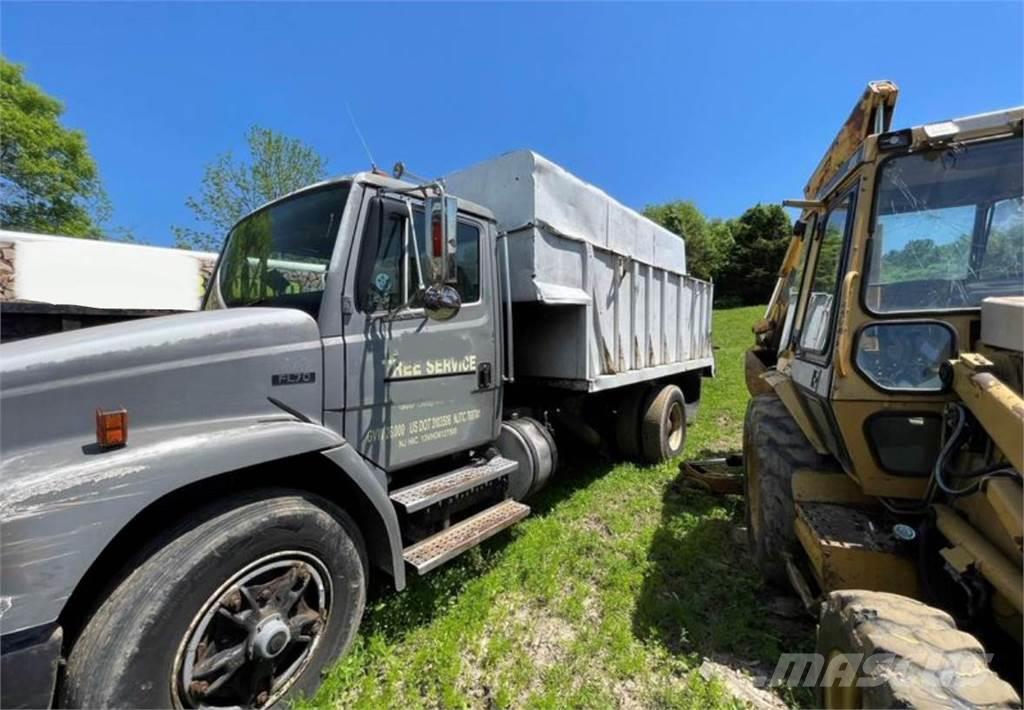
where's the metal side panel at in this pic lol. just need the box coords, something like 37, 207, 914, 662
403, 499, 530, 574
389, 456, 517, 513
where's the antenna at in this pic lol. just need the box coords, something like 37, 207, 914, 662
345, 102, 377, 171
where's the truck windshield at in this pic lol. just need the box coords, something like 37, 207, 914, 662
867, 136, 1023, 313
211, 183, 350, 315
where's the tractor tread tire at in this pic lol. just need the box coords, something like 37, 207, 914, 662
743, 393, 831, 586
816, 589, 1021, 708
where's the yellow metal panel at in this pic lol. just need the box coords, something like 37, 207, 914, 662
762, 369, 830, 455
950, 355, 1024, 474
804, 80, 898, 200
935, 505, 1023, 614
986, 478, 1023, 555
792, 467, 873, 505
795, 502, 917, 596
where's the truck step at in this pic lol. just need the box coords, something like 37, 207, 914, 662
390, 456, 518, 513
403, 499, 530, 574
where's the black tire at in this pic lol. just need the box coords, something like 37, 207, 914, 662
615, 385, 648, 460
815, 590, 1021, 708
61, 489, 367, 709
742, 393, 831, 586
640, 384, 687, 464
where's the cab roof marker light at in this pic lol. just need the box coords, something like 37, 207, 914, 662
923, 121, 960, 142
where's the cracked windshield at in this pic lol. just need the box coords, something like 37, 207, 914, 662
868, 136, 1024, 312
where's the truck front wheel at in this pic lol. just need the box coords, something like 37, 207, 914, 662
61, 489, 367, 709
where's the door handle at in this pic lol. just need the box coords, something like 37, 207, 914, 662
477, 362, 493, 390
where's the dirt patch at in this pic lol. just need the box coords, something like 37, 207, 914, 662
581, 514, 614, 539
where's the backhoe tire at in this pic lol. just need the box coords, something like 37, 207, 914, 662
815, 590, 1021, 709
616, 385, 648, 460
742, 393, 830, 586
61, 489, 367, 709
640, 384, 687, 464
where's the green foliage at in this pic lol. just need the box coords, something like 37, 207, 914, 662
173, 126, 327, 252
0, 58, 106, 237
645, 199, 791, 306
643, 201, 734, 282
717, 204, 791, 306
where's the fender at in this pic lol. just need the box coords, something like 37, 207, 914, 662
0, 415, 403, 636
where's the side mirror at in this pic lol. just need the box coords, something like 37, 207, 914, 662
422, 284, 461, 321
424, 194, 458, 287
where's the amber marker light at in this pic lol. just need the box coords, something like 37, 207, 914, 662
95, 407, 128, 448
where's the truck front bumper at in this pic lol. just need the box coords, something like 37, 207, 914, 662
1, 623, 62, 709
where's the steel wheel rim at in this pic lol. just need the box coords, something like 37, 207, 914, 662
173, 550, 332, 709
667, 401, 685, 451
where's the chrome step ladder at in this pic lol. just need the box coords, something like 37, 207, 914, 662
389, 456, 517, 513
402, 499, 530, 574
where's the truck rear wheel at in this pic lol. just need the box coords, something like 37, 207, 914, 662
743, 393, 830, 586
816, 590, 1020, 708
615, 385, 648, 460
61, 489, 367, 709
641, 384, 687, 464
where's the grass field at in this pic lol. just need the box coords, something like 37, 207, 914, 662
302, 305, 814, 709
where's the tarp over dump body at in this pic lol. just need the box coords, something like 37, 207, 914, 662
446, 150, 714, 392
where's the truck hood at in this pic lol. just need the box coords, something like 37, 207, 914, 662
1, 308, 324, 462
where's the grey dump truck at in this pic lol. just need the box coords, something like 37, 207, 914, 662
0, 150, 713, 709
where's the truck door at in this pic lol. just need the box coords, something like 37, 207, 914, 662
341, 192, 499, 472
789, 189, 856, 459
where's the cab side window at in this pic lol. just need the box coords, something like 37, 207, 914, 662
356, 200, 481, 313
799, 196, 851, 353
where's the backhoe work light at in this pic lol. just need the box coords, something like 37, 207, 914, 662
877, 129, 913, 151
96, 407, 128, 448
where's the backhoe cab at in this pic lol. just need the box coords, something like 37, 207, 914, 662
743, 81, 1024, 706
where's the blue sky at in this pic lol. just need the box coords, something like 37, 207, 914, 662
4, 2, 1022, 246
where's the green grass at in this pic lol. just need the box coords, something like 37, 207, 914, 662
300, 305, 812, 709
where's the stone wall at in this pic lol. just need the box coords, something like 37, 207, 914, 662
0, 241, 14, 301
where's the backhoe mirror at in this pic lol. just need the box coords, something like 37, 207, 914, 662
421, 284, 462, 322
424, 195, 458, 287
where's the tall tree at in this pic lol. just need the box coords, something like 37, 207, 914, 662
173, 126, 328, 252
718, 203, 792, 305
643, 200, 734, 282
0, 58, 106, 237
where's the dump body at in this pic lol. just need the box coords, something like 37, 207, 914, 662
447, 150, 714, 391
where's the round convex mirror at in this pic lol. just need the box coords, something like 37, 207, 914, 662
422, 285, 462, 321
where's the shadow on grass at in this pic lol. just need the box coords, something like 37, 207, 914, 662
357, 442, 616, 647
632, 452, 814, 671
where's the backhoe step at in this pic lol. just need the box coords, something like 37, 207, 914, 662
390, 456, 518, 513
403, 499, 530, 574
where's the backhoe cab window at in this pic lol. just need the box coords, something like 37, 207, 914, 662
213, 183, 349, 315
867, 137, 1024, 312
357, 203, 480, 313
799, 198, 850, 353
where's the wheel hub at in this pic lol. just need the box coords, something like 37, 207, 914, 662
251, 614, 291, 659
174, 551, 331, 709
